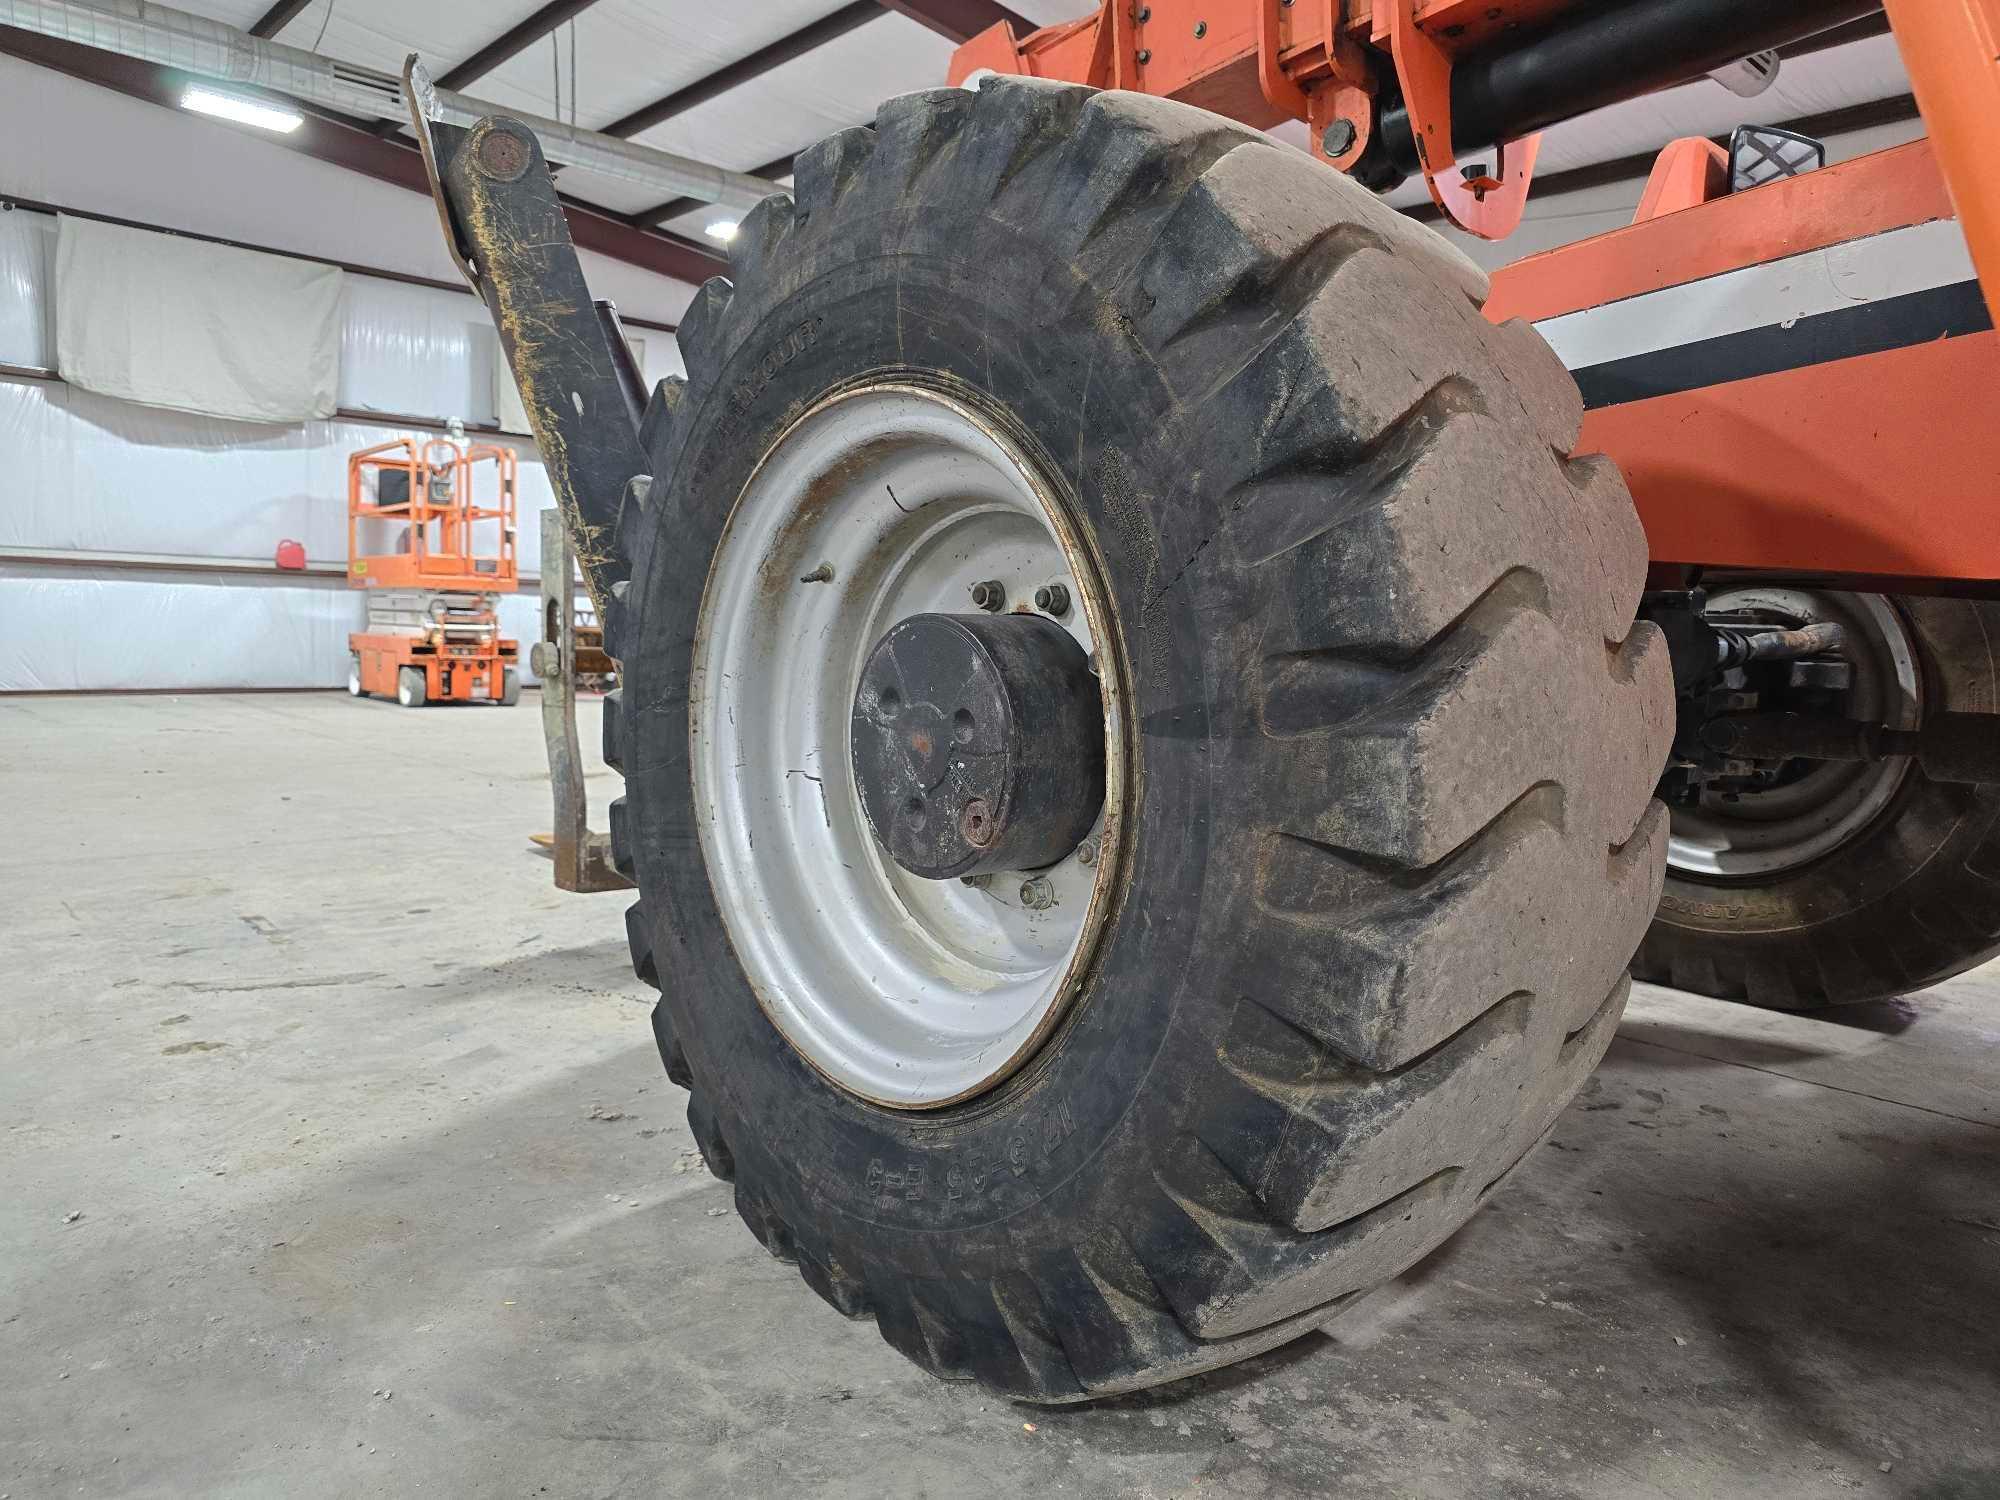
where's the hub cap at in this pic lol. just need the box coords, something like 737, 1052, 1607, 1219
851, 612, 1104, 880
1668, 587, 1920, 879
689, 384, 1124, 1109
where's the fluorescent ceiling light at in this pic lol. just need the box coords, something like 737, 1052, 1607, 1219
704, 219, 739, 243
181, 86, 304, 134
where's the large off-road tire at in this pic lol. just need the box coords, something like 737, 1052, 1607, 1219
606, 79, 1672, 1399
1637, 595, 2000, 1008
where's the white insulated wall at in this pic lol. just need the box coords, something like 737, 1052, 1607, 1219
0, 59, 698, 692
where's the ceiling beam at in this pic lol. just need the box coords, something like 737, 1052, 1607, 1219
600, 1, 882, 140
438, 0, 606, 90
247, 0, 317, 40
0, 23, 726, 284
631, 150, 797, 230
875, 0, 1035, 45
369, 0, 607, 138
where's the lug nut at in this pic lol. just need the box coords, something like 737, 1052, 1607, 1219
1019, 876, 1055, 911
970, 579, 1006, 612
1076, 836, 1098, 867
960, 873, 991, 890
1033, 582, 1071, 617
959, 797, 996, 849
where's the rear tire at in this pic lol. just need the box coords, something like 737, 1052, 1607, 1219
1637, 595, 2000, 1007
396, 666, 427, 708
608, 79, 1671, 1399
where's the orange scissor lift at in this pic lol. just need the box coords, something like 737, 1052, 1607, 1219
346, 436, 521, 708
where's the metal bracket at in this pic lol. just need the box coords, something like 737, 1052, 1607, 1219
532, 508, 631, 894
1385, 0, 1539, 239
1256, 0, 1373, 170
401, 54, 651, 624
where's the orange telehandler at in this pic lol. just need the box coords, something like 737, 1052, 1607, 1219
399, 0, 2000, 1399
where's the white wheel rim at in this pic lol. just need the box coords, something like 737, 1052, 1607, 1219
690, 384, 1126, 1109
1668, 588, 1920, 879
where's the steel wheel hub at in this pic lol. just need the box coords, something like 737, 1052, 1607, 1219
689, 384, 1124, 1109
851, 612, 1104, 880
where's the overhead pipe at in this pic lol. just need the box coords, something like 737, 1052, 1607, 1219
0, 0, 782, 214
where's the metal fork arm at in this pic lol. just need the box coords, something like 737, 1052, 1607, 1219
404, 57, 651, 623
534, 509, 632, 893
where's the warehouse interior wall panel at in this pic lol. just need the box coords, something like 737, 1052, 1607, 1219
0, 209, 56, 370
0, 566, 365, 692
0, 378, 558, 578
0, 189, 696, 694
337, 274, 503, 427
0, 564, 552, 693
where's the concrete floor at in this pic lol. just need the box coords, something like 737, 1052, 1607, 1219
5, 691, 1999, 1499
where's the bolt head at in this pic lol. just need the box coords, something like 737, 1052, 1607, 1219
959, 797, 996, 849
1019, 876, 1055, 910
1033, 582, 1071, 617
1194, 20, 1207, 37
970, 579, 1005, 612
1136, 48, 1152, 64
475, 128, 530, 182
1322, 119, 1358, 157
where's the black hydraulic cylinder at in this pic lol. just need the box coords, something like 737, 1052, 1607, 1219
1372, 0, 1885, 179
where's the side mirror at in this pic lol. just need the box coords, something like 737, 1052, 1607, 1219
1730, 125, 1827, 192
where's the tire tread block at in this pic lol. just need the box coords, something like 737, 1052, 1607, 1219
1247, 797, 1665, 1070
1260, 605, 1672, 869
1145, 975, 1626, 1337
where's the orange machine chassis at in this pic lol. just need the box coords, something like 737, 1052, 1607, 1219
953, 1, 2000, 590
347, 437, 521, 705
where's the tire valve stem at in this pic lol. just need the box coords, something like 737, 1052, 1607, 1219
799, 562, 835, 584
